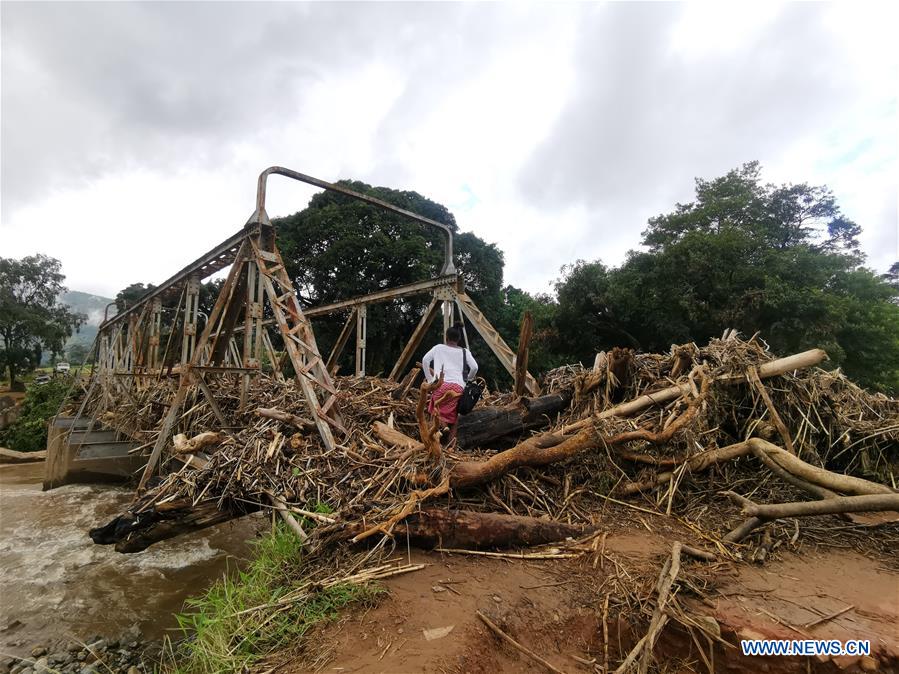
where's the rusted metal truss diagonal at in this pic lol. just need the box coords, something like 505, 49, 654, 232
50, 168, 538, 492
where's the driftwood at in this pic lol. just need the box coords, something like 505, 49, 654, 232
451, 427, 598, 489
746, 367, 795, 454
0, 447, 46, 463
749, 438, 895, 496
560, 349, 827, 434
514, 311, 534, 398
451, 373, 711, 490
372, 421, 423, 452
254, 407, 315, 431
387, 508, 585, 550
342, 509, 584, 550
617, 441, 752, 497
456, 392, 572, 449
90, 499, 252, 553
748, 440, 837, 500
727, 491, 899, 519
172, 431, 224, 455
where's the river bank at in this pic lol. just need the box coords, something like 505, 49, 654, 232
0, 462, 265, 670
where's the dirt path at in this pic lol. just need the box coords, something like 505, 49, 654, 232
279, 532, 898, 673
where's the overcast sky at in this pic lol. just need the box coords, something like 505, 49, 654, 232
2, 1, 897, 301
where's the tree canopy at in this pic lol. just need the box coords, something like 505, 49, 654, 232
550, 162, 899, 393
0, 254, 84, 388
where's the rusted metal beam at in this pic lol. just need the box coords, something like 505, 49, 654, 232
326, 309, 356, 375
304, 274, 459, 317
355, 304, 367, 378
247, 167, 456, 275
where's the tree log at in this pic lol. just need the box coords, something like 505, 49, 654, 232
372, 422, 424, 451
738, 494, 899, 519
352, 508, 586, 549
748, 438, 896, 496
514, 311, 533, 398
90, 498, 252, 553
456, 392, 572, 449
748, 440, 837, 500
451, 427, 598, 489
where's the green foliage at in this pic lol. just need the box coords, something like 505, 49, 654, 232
0, 377, 70, 452
172, 523, 382, 673
115, 282, 156, 314
66, 342, 91, 365
0, 255, 85, 387
492, 285, 560, 377
551, 162, 899, 393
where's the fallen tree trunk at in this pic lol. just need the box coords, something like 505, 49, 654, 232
0, 447, 46, 463
90, 499, 252, 553
352, 508, 586, 549
728, 492, 899, 519
456, 392, 571, 449
748, 438, 896, 496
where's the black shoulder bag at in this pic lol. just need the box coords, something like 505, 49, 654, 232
457, 349, 484, 415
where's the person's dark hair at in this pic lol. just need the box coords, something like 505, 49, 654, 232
445, 325, 462, 344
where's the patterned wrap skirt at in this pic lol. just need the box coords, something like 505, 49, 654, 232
428, 382, 464, 425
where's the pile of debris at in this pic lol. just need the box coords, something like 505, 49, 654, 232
85, 334, 899, 669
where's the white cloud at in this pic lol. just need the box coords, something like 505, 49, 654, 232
1, 2, 895, 300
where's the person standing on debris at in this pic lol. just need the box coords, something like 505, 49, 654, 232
421, 325, 478, 441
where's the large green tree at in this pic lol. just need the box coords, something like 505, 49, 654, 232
0, 255, 84, 389
553, 163, 899, 392
274, 181, 508, 381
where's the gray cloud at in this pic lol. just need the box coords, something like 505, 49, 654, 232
517, 3, 886, 260
1, 2, 481, 216
2, 2, 894, 292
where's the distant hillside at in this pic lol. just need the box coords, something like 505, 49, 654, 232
59, 290, 115, 357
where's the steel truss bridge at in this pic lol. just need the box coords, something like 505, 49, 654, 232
46, 168, 538, 489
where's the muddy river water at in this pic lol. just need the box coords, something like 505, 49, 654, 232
0, 462, 263, 659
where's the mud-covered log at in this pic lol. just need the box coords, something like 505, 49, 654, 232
456, 391, 571, 449
359, 508, 586, 549
90, 499, 252, 553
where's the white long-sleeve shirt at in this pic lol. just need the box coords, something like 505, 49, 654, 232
421, 344, 478, 387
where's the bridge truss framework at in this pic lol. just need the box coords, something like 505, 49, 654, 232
61, 168, 538, 491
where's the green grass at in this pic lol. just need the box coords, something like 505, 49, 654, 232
168, 523, 382, 673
